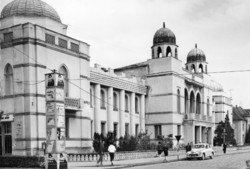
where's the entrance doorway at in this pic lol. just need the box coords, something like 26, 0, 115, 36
0, 122, 12, 155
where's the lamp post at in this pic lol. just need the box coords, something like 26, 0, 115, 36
222, 128, 227, 144
175, 135, 181, 160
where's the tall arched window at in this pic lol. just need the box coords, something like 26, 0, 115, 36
101, 90, 106, 109
166, 46, 172, 57
185, 89, 188, 114
59, 66, 69, 97
190, 91, 195, 113
207, 99, 210, 116
125, 95, 129, 112
196, 93, 201, 114
177, 89, 181, 113
191, 64, 196, 73
113, 92, 118, 111
157, 47, 162, 58
199, 64, 203, 73
5, 64, 14, 95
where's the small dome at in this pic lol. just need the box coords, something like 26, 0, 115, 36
1, 0, 61, 23
210, 80, 224, 92
153, 22, 176, 45
187, 44, 206, 63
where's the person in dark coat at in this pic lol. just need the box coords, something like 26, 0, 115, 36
157, 142, 163, 157
223, 143, 227, 154
97, 139, 104, 166
163, 145, 169, 161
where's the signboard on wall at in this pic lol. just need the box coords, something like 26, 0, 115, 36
45, 72, 67, 169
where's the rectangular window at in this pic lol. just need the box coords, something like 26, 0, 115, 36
177, 125, 181, 135
4, 32, 13, 42
45, 33, 55, 45
113, 123, 118, 138
154, 125, 162, 139
65, 116, 69, 138
70, 42, 79, 52
59, 38, 67, 49
90, 120, 93, 139
0, 122, 12, 155
135, 124, 139, 137
101, 122, 106, 135
125, 123, 129, 136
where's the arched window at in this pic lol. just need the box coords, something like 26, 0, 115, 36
190, 91, 195, 113
113, 92, 118, 111
185, 89, 188, 114
125, 95, 129, 112
191, 64, 196, 73
175, 48, 178, 58
135, 97, 139, 113
4, 64, 14, 95
196, 93, 201, 114
157, 47, 162, 58
166, 46, 172, 57
207, 99, 210, 116
59, 66, 69, 97
101, 90, 106, 109
177, 89, 181, 113
199, 64, 203, 73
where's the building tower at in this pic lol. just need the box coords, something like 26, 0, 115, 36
186, 44, 208, 73
152, 22, 179, 59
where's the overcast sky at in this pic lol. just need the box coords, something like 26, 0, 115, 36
1, 0, 250, 108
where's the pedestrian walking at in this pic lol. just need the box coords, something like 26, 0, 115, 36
223, 143, 227, 154
157, 142, 163, 157
163, 144, 169, 162
97, 139, 104, 166
108, 143, 116, 165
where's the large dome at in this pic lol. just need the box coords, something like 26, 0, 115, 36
187, 44, 206, 63
1, 0, 61, 23
153, 23, 176, 45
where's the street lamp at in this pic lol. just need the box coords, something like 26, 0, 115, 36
222, 128, 227, 144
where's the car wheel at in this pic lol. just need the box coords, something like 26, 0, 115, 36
201, 154, 205, 160
210, 152, 214, 159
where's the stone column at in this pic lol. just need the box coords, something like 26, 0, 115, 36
119, 90, 125, 137
107, 87, 113, 132
94, 84, 101, 133
140, 95, 145, 132
130, 92, 135, 135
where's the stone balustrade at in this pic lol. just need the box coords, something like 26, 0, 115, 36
67, 150, 186, 162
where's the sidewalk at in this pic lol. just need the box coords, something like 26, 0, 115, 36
68, 146, 250, 169
68, 154, 186, 169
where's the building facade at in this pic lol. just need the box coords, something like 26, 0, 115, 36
0, 0, 233, 156
115, 23, 231, 145
233, 106, 250, 145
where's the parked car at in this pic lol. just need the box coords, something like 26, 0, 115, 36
186, 143, 215, 160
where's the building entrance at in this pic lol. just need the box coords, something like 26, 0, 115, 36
0, 122, 12, 155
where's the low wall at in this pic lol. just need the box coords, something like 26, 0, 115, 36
68, 149, 186, 162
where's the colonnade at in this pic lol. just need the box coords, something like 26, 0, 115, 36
93, 84, 145, 138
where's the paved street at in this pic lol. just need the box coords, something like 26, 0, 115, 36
132, 150, 250, 169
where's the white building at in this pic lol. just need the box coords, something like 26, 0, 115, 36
115, 23, 232, 145
0, 0, 233, 156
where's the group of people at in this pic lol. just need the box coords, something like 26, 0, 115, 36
96, 139, 116, 166
156, 142, 169, 161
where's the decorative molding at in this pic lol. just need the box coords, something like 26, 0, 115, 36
13, 63, 47, 69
